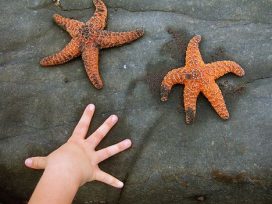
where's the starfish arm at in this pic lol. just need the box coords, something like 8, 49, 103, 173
185, 35, 205, 68
96, 30, 144, 49
161, 68, 184, 101
82, 46, 103, 89
53, 14, 84, 37
201, 82, 229, 120
87, 0, 107, 30
205, 60, 245, 80
40, 38, 81, 66
183, 83, 200, 124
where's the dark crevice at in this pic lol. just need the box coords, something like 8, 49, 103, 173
116, 115, 163, 204
219, 75, 272, 95
26, 1, 55, 10
26, 0, 62, 11
0, 120, 77, 142
0, 134, 22, 142
244, 75, 272, 85
0, 186, 28, 204
58, 5, 271, 26
0, 27, 52, 53
60, 6, 93, 12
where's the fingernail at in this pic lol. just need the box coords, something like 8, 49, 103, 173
25, 158, 32, 167
111, 115, 118, 123
124, 139, 132, 147
117, 181, 124, 188
89, 104, 95, 111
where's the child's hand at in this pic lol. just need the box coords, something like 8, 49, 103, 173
25, 104, 131, 188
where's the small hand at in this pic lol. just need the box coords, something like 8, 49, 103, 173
25, 104, 131, 188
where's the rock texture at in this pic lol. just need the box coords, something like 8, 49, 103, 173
0, 0, 271, 203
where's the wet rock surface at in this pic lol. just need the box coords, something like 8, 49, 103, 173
0, 0, 271, 203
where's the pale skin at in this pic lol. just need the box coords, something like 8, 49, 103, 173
25, 104, 132, 204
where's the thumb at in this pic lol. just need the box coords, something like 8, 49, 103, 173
25, 157, 47, 169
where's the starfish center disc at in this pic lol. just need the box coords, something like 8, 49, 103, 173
80, 25, 91, 39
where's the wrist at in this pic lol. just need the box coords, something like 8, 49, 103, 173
29, 164, 80, 204
44, 164, 82, 188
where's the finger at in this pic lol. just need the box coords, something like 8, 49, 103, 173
25, 157, 47, 169
70, 104, 95, 140
96, 139, 132, 163
95, 170, 124, 188
87, 115, 118, 148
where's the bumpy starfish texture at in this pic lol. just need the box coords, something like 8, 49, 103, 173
161, 35, 245, 124
40, 0, 144, 89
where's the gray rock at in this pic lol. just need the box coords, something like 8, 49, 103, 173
0, 0, 271, 203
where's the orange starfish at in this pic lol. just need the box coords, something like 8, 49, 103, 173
40, 0, 144, 89
161, 35, 245, 124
